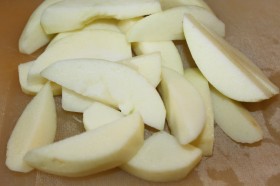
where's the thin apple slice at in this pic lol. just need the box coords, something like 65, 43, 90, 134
158, 68, 205, 144
42, 59, 166, 130
41, 0, 162, 34
183, 15, 279, 102
210, 87, 263, 143
118, 17, 143, 33
24, 112, 144, 177
121, 131, 202, 182
6, 83, 56, 172
159, 0, 212, 11
83, 102, 123, 131
28, 29, 132, 85
19, 0, 62, 54
126, 6, 225, 42
184, 68, 214, 156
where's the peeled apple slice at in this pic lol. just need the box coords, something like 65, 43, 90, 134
6, 83, 56, 172
41, 0, 162, 34
121, 131, 202, 182
41, 59, 166, 130
183, 15, 279, 102
158, 68, 205, 144
210, 87, 263, 143
24, 112, 144, 177
159, 0, 212, 11
126, 6, 225, 42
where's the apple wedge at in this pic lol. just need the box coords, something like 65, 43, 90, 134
159, 0, 212, 11
126, 6, 225, 42
184, 68, 214, 156
121, 131, 202, 182
6, 83, 56, 172
42, 59, 166, 130
210, 87, 263, 143
41, 0, 162, 34
24, 112, 144, 177
18, 0, 62, 54
183, 15, 279, 102
83, 102, 123, 131
28, 29, 132, 85
18, 61, 61, 95
158, 68, 205, 144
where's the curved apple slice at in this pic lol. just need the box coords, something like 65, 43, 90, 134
126, 6, 225, 42
41, 0, 162, 34
183, 15, 279, 102
158, 68, 205, 144
24, 112, 144, 177
121, 131, 202, 182
160, 0, 212, 11
42, 59, 166, 130
6, 83, 56, 172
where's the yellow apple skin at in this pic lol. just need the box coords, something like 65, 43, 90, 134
6, 83, 56, 172
24, 113, 144, 177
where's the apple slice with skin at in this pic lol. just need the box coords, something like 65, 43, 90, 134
159, 0, 212, 11
121, 131, 202, 182
19, 0, 62, 54
24, 112, 144, 177
42, 59, 166, 130
83, 102, 123, 131
126, 6, 225, 42
158, 68, 205, 144
184, 68, 214, 156
6, 83, 56, 172
41, 0, 162, 34
183, 15, 279, 102
210, 86, 263, 143
28, 29, 132, 85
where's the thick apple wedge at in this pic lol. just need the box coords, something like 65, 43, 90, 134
24, 112, 144, 177
126, 6, 225, 42
28, 29, 132, 85
42, 59, 166, 130
41, 0, 162, 34
83, 102, 123, 131
18, 61, 61, 95
210, 87, 263, 143
121, 131, 202, 182
158, 68, 205, 144
6, 83, 56, 172
183, 15, 279, 102
159, 0, 212, 11
19, 0, 62, 54
184, 68, 214, 156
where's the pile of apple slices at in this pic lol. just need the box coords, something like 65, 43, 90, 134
6, 0, 279, 182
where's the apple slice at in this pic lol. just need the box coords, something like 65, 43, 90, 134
183, 15, 279, 102
83, 102, 123, 131
184, 68, 214, 156
126, 6, 225, 42
210, 87, 263, 143
18, 61, 61, 95
6, 83, 56, 172
42, 59, 166, 130
28, 29, 132, 85
121, 131, 202, 182
118, 17, 143, 33
159, 0, 212, 11
41, 0, 162, 34
18, 0, 62, 54
158, 68, 205, 144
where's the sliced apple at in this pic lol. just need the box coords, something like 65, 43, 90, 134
184, 68, 214, 156
83, 102, 123, 131
42, 59, 166, 130
41, 0, 162, 34
126, 6, 225, 42
158, 68, 205, 144
210, 87, 263, 143
24, 112, 144, 177
159, 0, 212, 11
183, 15, 279, 102
28, 29, 132, 85
118, 17, 143, 33
18, 0, 62, 54
6, 83, 56, 172
121, 131, 202, 182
